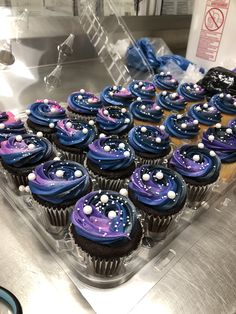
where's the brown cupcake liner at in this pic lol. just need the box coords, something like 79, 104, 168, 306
67, 111, 95, 122
142, 211, 176, 233
90, 172, 128, 191
56, 147, 86, 163
186, 183, 213, 209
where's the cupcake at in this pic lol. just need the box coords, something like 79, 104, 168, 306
128, 80, 156, 99
67, 89, 102, 121
29, 160, 92, 228
70, 190, 143, 276
163, 114, 200, 146
128, 125, 171, 165
96, 106, 133, 138
0, 111, 26, 143
228, 118, 236, 134
169, 144, 221, 207
54, 118, 97, 163
26, 99, 66, 141
0, 134, 54, 187
100, 85, 134, 107
157, 91, 187, 115
86, 136, 135, 191
188, 102, 222, 126
128, 165, 187, 233
153, 72, 179, 92
177, 83, 206, 102
209, 93, 236, 125
129, 99, 163, 125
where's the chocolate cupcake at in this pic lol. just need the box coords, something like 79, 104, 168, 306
100, 85, 134, 107
26, 99, 66, 141
209, 93, 236, 125
0, 111, 26, 143
67, 89, 102, 121
129, 99, 163, 125
177, 83, 206, 102
128, 125, 171, 165
188, 102, 222, 126
157, 91, 187, 114
96, 106, 133, 138
153, 72, 179, 92
54, 118, 96, 163
0, 134, 54, 187
86, 136, 135, 191
70, 190, 143, 276
128, 165, 187, 233
169, 144, 221, 207
28, 160, 92, 228
163, 114, 200, 146
128, 80, 156, 99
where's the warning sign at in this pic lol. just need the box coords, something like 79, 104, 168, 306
196, 0, 230, 62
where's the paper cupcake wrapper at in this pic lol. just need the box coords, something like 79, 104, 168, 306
69, 225, 141, 277
8, 172, 28, 188
67, 111, 95, 122
135, 144, 174, 167
142, 211, 177, 233
56, 147, 86, 163
186, 183, 213, 208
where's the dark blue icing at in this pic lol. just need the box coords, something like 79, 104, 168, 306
29, 160, 90, 204
67, 90, 102, 114
164, 114, 200, 139
228, 118, 236, 134
0, 111, 26, 142
27, 99, 66, 127
209, 93, 236, 114
100, 86, 134, 107
87, 137, 135, 171
188, 102, 221, 126
56, 119, 96, 148
157, 91, 187, 111
153, 72, 179, 91
128, 165, 187, 213
128, 80, 156, 99
0, 134, 53, 167
177, 83, 206, 101
96, 106, 133, 135
128, 125, 170, 156
129, 99, 163, 122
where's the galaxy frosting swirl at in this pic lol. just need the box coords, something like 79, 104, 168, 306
0, 134, 53, 167
209, 93, 236, 114
56, 119, 96, 148
100, 85, 134, 107
169, 144, 221, 185
71, 190, 138, 244
128, 80, 156, 99
157, 91, 187, 111
228, 118, 236, 134
202, 126, 236, 163
153, 72, 179, 91
188, 102, 222, 126
128, 165, 187, 214
0, 111, 26, 142
128, 125, 171, 157
177, 83, 206, 101
67, 90, 102, 114
164, 114, 200, 139
29, 160, 91, 204
130, 99, 163, 122
87, 136, 135, 171
27, 99, 66, 127
96, 106, 133, 136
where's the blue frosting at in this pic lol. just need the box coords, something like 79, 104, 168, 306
29, 160, 91, 204
100, 86, 134, 107
56, 119, 96, 148
128, 125, 170, 156
164, 114, 200, 139
27, 99, 66, 127
130, 99, 163, 122
188, 102, 222, 126
128, 80, 156, 99
67, 90, 102, 114
96, 106, 133, 135
157, 91, 187, 111
209, 93, 236, 114
87, 137, 135, 171
153, 72, 179, 91
177, 83, 206, 101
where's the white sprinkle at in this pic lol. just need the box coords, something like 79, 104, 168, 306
0, 123, 5, 129
162, 91, 167, 96
160, 125, 165, 130
124, 118, 130, 123
88, 120, 95, 126
36, 131, 43, 137
16, 135, 23, 142
160, 72, 164, 76
193, 119, 199, 125
74, 170, 82, 177
82, 128, 88, 134
196, 106, 201, 112
113, 85, 118, 90
49, 122, 55, 128
171, 92, 178, 99
198, 143, 204, 149
44, 99, 49, 104
88, 98, 93, 103
121, 108, 127, 113
99, 133, 106, 138
167, 191, 176, 199
181, 123, 187, 129
156, 137, 161, 143
28, 173, 36, 181
226, 128, 232, 134
56, 170, 64, 178
104, 145, 111, 152
177, 114, 182, 119
226, 94, 231, 98
25, 186, 30, 193
78, 95, 83, 100
138, 81, 143, 86
156, 171, 163, 180
141, 86, 146, 90
186, 86, 191, 90
208, 135, 215, 141
124, 151, 130, 157
219, 93, 224, 98
203, 103, 208, 108
137, 97, 142, 101
108, 210, 117, 219
134, 84, 138, 89
119, 188, 128, 196
193, 154, 200, 162
109, 91, 114, 96
26, 109, 31, 115
83, 205, 92, 215
51, 107, 56, 113
80, 89, 85, 94
100, 194, 109, 203
142, 173, 150, 181
210, 150, 216, 157
118, 143, 125, 149
19, 185, 25, 192
167, 71, 171, 75
103, 109, 109, 115
141, 126, 147, 133
141, 105, 146, 110
215, 123, 221, 128
53, 156, 60, 161
28, 143, 35, 150
66, 121, 73, 128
